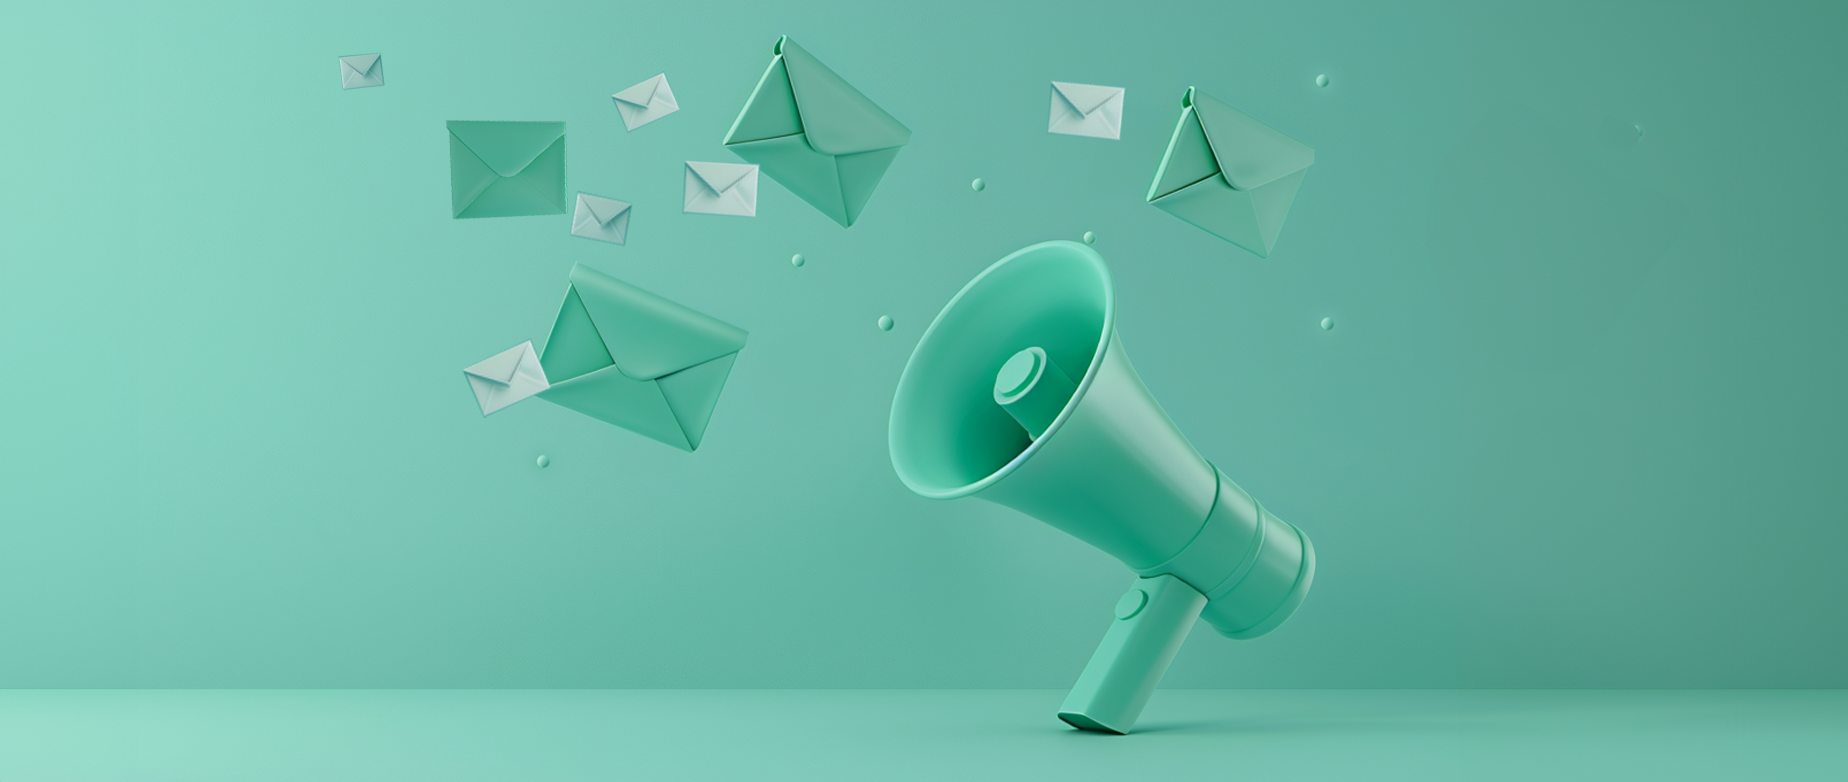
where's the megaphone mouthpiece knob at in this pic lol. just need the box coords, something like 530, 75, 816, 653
993, 346, 1078, 439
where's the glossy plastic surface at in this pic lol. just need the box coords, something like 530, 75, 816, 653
723, 37, 909, 227
888, 240, 1318, 734
994, 347, 1079, 440
1136, 467, 1317, 638
889, 241, 1217, 570
1058, 575, 1207, 734
1146, 87, 1312, 256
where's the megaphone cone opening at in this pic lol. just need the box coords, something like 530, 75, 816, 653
889, 241, 1114, 499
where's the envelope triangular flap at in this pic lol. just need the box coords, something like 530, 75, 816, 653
460, 171, 564, 218
688, 162, 752, 195
1249, 169, 1306, 253
513, 344, 549, 386
446, 121, 566, 178
836, 146, 902, 227
726, 135, 847, 225
613, 75, 663, 107
1153, 175, 1268, 254
725, 57, 804, 145
657, 352, 738, 450
566, 264, 747, 381
540, 287, 616, 383
776, 37, 910, 155
1149, 104, 1220, 201
465, 345, 525, 384
1052, 82, 1118, 116
538, 366, 692, 451
517, 137, 568, 212
652, 79, 678, 111
450, 133, 501, 216
580, 194, 630, 225
1188, 88, 1314, 190
343, 54, 379, 74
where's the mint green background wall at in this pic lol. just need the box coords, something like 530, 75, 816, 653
2, 0, 1843, 688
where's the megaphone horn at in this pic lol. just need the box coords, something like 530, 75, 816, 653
889, 240, 1316, 734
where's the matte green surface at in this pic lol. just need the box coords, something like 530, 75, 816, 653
1059, 575, 1207, 733
1148, 89, 1314, 256
890, 240, 1316, 663
447, 121, 568, 218
1, 690, 1843, 781
535, 264, 746, 451
724, 37, 909, 227
994, 346, 1077, 440
2, 0, 1847, 688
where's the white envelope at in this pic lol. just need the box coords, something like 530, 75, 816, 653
612, 73, 679, 131
571, 193, 632, 244
464, 341, 549, 416
340, 54, 383, 89
1049, 81, 1124, 140
684, 162, 758, 217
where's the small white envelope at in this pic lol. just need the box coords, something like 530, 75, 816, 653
684, 162, 759, 217
571, 193, 632, 244
464, 341, 549, 416
340, 54, 384, 89
612, 73, 679, 131
1049, 81, 1124, 140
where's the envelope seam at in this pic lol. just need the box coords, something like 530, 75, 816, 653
1149, 172, 1223, 203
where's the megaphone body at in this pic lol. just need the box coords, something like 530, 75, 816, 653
889, 241, 1316, 734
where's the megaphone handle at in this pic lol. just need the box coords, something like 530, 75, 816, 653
1057, 574, 1207, 734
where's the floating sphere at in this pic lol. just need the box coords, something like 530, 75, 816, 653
791, 254, 805, 267
536, 454, 551, 468
877, 315, 895, 332
1320, 317, 1335, 331
1315, 74, 1329, 88
1082, 231, 1096, 245
971, 178, 986, 192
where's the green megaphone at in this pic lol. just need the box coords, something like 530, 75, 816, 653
889, 240, 1316, 734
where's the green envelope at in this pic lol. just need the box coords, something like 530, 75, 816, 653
535, 264, 747, 452
723, 36, 910, 228
448, 121, 567, 219
1147, 88, 1314, 257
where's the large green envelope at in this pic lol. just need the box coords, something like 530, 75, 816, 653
1147, 88, 1314, 257
536, 264, 747, 452
723, 36, 910, 228
448, 121, 567, 219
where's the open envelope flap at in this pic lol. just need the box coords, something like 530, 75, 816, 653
613, 75, 663, 107
342, 54, 379, 74
1148, 105, 1220, 201
447, 121, 566, 178
567, 263, 747, 381
580, 194, 630, 225
776, 37, 911, 156
724, 58, 804, 145
1052, 82, 1119, 116
688, 162, 753, 195
1189, 88, 1314, 190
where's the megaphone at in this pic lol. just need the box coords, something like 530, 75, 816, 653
889, 240, 1316, 734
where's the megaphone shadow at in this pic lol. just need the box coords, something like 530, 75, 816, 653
1061, 714, 1470, 737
